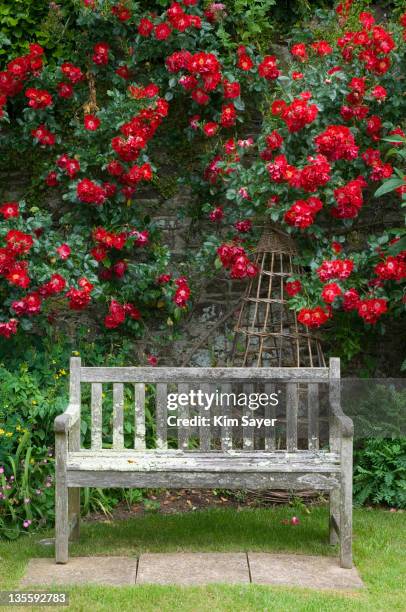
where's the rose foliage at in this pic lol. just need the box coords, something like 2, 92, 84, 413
0, 1, 405, 350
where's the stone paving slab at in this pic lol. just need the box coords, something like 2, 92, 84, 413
137, 553, 249, 585
248, 553, 364, 590
21, 557, 138, 587
20, 554, 364, 590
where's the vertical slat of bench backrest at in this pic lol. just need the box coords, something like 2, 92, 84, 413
221, 383, 233, 451
156, 383, 168, 449
243, 383, 254, 450
329, 358, 340, 454
307, 383, 319, 451
113, 383, 124, 449
200, 383, 211, 451
134, 383, 146, 451
264, 383, 276, 451
69, 357, 81, 451
91, 383, 102, 450
177, 383, 189, 450
286, 382, 298, 452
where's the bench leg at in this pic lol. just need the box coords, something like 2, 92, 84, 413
68, 488, 80, 541
329, 489, 340, 545
340, 437, 353, 569
55, 431, 69, 564
55, 478, 69, 564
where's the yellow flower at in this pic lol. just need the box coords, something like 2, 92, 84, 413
16, 425, 22, 431
31, 400, 37, 405
6, 432, 13, 437
0, 428, 5, 436
72, 351, 80, 356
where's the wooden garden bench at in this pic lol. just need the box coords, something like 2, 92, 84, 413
54, 357, 353, 567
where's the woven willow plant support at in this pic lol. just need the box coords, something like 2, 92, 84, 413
230, 227, 327, 505
231, 227, 325, 368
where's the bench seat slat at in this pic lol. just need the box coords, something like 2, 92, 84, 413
67, 471, 340, 491
66, 450, 340, 473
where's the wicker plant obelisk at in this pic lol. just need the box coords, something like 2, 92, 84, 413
231, 227, 325, 367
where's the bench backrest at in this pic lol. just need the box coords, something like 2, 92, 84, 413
70, 359, 340, 452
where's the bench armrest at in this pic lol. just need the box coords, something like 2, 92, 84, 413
330, 400, 353, 438
54, 403, 80, 434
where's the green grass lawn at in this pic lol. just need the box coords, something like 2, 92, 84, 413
0, 506, 405, 611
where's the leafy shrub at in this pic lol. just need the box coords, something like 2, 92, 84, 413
354, 438, 406, 509
0, 1, 78, 64
0, 333, 154, 536
200, 7, 406, 335
0, 428, 54, 539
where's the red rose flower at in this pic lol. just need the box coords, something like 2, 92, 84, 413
154, 23, 172, 40
77, 179, 106, 205
25, 88, 53, 109
0, 318, 18, 339
138, 18, 154, 36
56, 244, 71, 260
298, 306, 329, 328
285, 280, 302, 296
93, 43, 110, 66
317, 259, 354, 281
258, 55, 280, 80
314, 125, 359, 161
322, 282, 342, 304
203, 122, 219, 137
0, 201, 19, 219
209, 206, 224, 222
57, 82, 74, 99
6, 230, 33, 255
220, 103, 237, 128
45, 171, 59, 187
158, 273, 171, 284
113, 261, 128, 278
61, 62, 84, 83
31, 125, 55, 146
40, 273, 66, 296
311, 40, 333, 56
357, 298, 387, 324
66, 288, 91, 310
111, 3, 131, 21
234, 219, 252, 233
290, 43, 308, 61
223, 79, 240, 99
6, 262, 30, 288
84, 114, 101, 130
237, 54, 254, 71
343, 288, 360, 311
